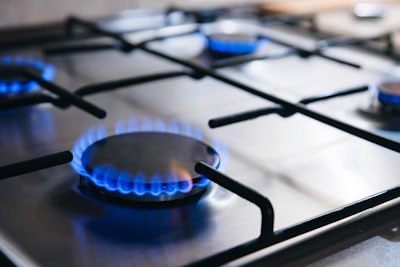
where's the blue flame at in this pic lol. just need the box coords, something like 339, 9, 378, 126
87, 165, 200, 197
0, 56, 55, 95
71, 118, 227, 197
378, 91, 400, 104
207, 36, 266, 55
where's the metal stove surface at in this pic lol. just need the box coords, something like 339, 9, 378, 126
0, 7, 400, 267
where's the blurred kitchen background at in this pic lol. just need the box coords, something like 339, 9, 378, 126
1, 0, 396, 28
0, 0, 260, 28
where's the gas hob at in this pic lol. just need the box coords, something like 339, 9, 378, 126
0, 4, 400, 267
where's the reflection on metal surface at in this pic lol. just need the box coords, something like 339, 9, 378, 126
201, 185, 236, 209
39, 179, 213, 266
0, 107, 56, 159
381, 226, 400, 242
40, 170, 243, 267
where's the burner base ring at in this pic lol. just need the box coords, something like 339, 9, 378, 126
78, 176, 210, 204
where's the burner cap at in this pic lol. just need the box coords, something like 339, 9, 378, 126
358, 81, 400, 130
207, 33, 261, 55
71, 119, 227, 203
81, 132, 219, 202
0, 56, 55, 95
377, 82, 400, 105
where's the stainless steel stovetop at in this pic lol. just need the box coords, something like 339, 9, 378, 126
0, 4, 400, 267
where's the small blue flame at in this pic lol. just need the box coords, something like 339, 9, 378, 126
0, 56, 55, 95
378, 91, 400, 104
71, 118, 227, 198
207, 36, 266, 55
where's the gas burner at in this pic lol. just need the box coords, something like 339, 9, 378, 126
0, 56, 55, 95
358, 81, 400, 130
71, 119, 225, 203
206, 33, 263, 55
376, 81, 400, 108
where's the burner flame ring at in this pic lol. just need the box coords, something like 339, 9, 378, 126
206, 33, 265, 55
377, 82, 400, 105
0, 56, 55, 95
71, 118, 226, 202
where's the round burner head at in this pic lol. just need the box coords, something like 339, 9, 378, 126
377, 82, 400, 105
207, 33, 261, 55
79, 132, 220, 202
0, 56, 55, 95
358, 81, 400, 130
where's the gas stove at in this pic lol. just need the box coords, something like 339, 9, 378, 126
1, 3, 400, 267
